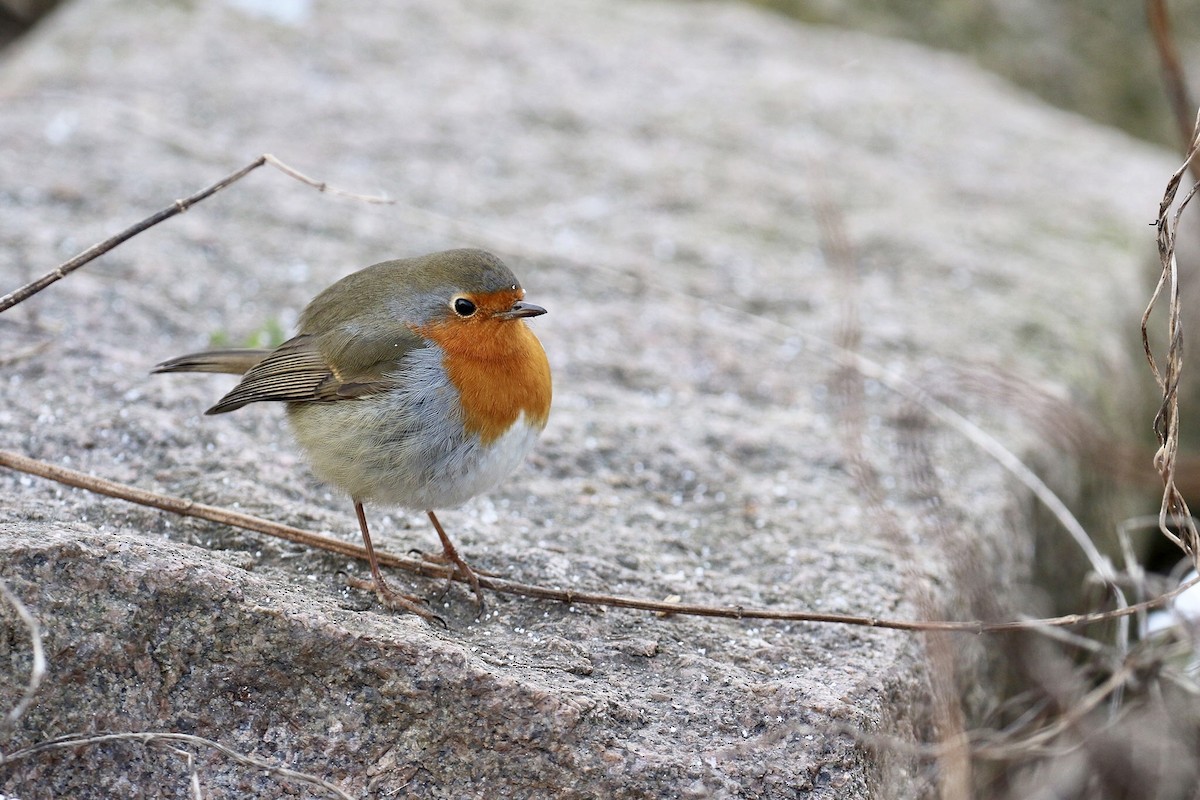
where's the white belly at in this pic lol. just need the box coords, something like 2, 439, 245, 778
286, 348, 544, 510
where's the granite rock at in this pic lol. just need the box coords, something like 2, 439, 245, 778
0, 0, 1174, 797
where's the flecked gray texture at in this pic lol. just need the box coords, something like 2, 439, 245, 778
0, 0, 1175, 797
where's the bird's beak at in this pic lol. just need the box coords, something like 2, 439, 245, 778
498, 300, 547, 319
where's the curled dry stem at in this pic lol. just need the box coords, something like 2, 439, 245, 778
1144, 108, 1200, 563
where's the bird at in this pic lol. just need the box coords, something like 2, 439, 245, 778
154, 248, 552, 622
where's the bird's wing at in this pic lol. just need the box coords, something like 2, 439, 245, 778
205, 330, 424, 414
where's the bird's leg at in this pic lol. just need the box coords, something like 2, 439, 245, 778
347, 501, 443, 625
424, 510, 486, 612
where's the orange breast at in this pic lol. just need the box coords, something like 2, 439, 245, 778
419, 317, 552, 444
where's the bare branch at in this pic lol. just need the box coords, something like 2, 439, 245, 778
0, 154, 391, 314
1147, 0, 1200, 166
2, 448, 1197, 633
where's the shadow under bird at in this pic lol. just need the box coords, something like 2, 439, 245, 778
154, 248, 552, 622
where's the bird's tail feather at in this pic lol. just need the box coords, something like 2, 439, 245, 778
152, 349, 273, 376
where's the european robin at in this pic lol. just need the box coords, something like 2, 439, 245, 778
154, 248, 552, 622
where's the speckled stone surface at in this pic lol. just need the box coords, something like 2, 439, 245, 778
0, 0, 1173, 797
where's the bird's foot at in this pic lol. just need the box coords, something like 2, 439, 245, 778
345, 574, 446, 627
413, 549, 487, 614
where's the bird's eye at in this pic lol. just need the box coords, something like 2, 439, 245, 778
453, 297, 477, 317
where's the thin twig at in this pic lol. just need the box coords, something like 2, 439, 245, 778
2, 448, 1197, 633
0, 579, 45, 730
0, 731, 354, 800
971, 659, 1138, 761
0, 154, 391, 315
1147, 0, 1200, 171
260, 154, 390, 204
0, 449, 385, 566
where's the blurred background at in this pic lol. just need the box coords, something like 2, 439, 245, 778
752, 0, 1200, 149
6, 0, 1198, 147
